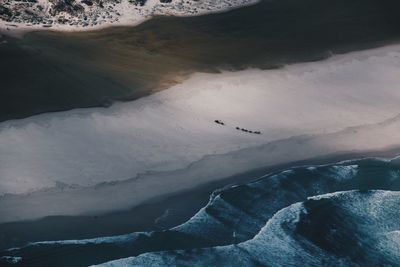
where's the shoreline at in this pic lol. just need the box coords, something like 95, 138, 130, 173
2, 44, 400, 225
1, 38, 397, 124
2, 1, 400, 264
0, 0, 259, 38
2, 0, 400, 123
1, 147, 400, 250
2, 43, 400, 194
2, 109, 400, 224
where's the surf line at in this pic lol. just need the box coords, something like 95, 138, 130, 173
214, 120, 262, 135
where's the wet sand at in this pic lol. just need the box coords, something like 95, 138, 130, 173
1, 148, 399, 252
1, 0, 400, 122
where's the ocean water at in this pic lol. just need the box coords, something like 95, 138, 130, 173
2, 156, 400, 266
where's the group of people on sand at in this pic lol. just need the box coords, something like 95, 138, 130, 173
235, 127, 261, 134
214, 120, 261, 135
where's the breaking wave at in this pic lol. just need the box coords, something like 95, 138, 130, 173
2, 156, 400, 266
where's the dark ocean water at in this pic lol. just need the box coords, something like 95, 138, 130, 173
0, 0, 400, 121
2, 156, 400, 266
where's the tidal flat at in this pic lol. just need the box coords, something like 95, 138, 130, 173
1, 0, 399, 122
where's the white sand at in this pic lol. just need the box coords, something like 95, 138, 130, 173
1, 45, 400, 222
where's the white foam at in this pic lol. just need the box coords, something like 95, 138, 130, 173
141, 191, 400, 266
0, 0, 259, 36
29, 232, 141, 246
330, 165, 359, 181
0, 256, 22, 264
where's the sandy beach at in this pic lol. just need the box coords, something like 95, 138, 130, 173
2, 1, 400, 266
1, 44, 400, 223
